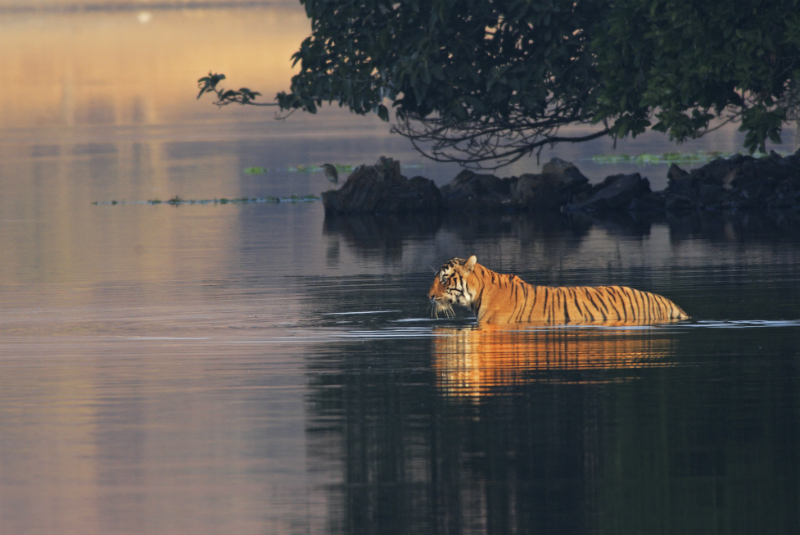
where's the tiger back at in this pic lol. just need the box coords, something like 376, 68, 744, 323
428, 255, 689, 324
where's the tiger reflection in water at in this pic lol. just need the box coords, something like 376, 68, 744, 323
432, 324, 676, 398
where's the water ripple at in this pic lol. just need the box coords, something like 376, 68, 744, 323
685, 320, 800, 329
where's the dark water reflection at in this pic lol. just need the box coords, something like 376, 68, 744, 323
304, 325, 799, 535
322, 214, 444, 261
303, 210, 800, 535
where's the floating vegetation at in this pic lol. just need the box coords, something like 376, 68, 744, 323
588, 150, 789, 166
246, 163, 424, 175
243, 167, 268, 174
289, 163, 356, 174
91, 194, 320, 206
291, 164, 320, 173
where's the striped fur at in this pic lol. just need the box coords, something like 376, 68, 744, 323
428, 256, 689, 324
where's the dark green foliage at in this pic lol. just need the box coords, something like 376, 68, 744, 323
593, 0, 800, 153
275, 0, 612, 166
200, 0, 800, 166
197, 73, 266, 106
281, 0, 602, 119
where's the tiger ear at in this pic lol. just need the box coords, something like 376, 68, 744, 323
463, 255, 477, 274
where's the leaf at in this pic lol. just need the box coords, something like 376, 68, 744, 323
377, 104, 390, 121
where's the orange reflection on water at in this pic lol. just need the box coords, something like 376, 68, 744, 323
432, 324, 676, 398
0, 3, 308, 129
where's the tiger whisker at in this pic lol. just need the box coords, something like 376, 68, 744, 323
430, 299, 454, 319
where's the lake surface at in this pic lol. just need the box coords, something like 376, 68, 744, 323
2, 2, 800, 534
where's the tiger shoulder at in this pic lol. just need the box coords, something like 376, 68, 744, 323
428, 255, 689, 324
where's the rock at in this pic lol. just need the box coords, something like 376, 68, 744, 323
508, 158, 591, 211
322, 158, 443, 215
373, 155, 402, 181
738, 177, 777, 202
541, 157, 590, 187
698, 184, 724, 209
729, 159, 759, 188
776, 177, 800, 199
664, 194, 697, 211
439, 170, 515, 212
511, 174, 567, 211
666, 163, 698, 197
667, 173, 695, 195
695, 157, 732, 186
655, 149, 800, 212
511, 172, 592, 211
721, 168, 737, 190
325, 150, 800, 217
767, 194, 797, 209
727, 153, 751, 166
667, 163, 689, 181
629, 192, 666, 212
440, 158, 592, 212
565, 173, 652, 212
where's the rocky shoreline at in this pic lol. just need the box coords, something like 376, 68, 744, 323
321, 150, 800, 215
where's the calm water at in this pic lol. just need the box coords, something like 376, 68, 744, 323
2, 2, 800, 535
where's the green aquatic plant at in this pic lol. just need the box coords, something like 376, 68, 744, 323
92, 195, 321, 206
243, 167, 268, 174
586, 150, 780, 166
589, 154, 631, 164
634, 153, 662, 165
332, 164, 353, 173
244, 163, 422, 178
292, 164, 319, 173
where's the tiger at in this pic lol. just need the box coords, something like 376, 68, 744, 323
428, 255, 689, 324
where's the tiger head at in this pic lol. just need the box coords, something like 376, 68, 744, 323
428, 255, 478, 318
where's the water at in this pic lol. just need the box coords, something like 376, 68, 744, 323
2, 2, 800, 534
